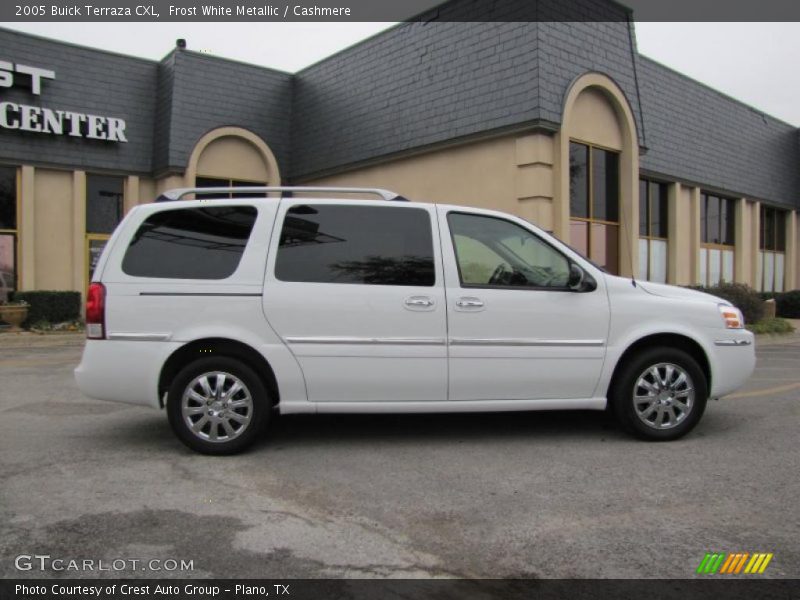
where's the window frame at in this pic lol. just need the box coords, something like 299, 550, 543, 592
195, 176, 267, 199
699, 192, 736, 286
638, 178, 669, 282
569, 140, 621, 275
759, 205, 787, 293
85, 173, 126, 290
447, 211, 574, 292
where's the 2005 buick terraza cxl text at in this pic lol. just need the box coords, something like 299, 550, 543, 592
74, 186, 755, 454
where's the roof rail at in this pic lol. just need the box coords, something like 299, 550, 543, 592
155, 186, 408, 203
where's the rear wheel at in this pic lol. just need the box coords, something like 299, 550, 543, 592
167, 357, 269, 454
610, 347, 707, 441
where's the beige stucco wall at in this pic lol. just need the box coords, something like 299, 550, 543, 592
195, 137, 271, 183
304, 134, 532, 218
567, 87, 624, 151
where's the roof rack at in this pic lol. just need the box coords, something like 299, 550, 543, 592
155, 186, 408, 203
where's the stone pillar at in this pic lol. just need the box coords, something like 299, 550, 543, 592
734, 197, 752, 285
72, 171, 86, 293
688, 187, 702, 285
667, 182, 692, 285
515, 133, 555, 233
785, 210, 797, 291
19, 165, 35, 290
124, 175, 140, 214
552, 131, 570, 243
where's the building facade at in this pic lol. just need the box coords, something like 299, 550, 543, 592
1, 2, 798, 305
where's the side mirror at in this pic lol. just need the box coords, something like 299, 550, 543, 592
568, 263, 596, 292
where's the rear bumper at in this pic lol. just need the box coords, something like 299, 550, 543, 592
74, 339, 181, 409
709, 330, 756, 398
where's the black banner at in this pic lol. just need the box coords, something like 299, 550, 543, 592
3, 0, 800, 22
2, 580, 800, 600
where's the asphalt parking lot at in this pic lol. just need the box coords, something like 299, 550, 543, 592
1, 333, 799, 579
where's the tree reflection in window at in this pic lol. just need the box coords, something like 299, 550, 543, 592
275, 205, 435, 286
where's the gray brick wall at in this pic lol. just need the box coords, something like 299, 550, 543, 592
536, 20, 645, 146
638, 56, 800, 206
160, 51, 293, 176
290, 20, 540, 179
0, 28, 158, 174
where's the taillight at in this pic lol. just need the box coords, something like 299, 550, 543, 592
86, 282, 106, 339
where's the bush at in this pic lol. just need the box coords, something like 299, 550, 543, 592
9, 290, 81, 328
689, 282, 765, 325
747, 317, 795, 335
774, 290, 800, 319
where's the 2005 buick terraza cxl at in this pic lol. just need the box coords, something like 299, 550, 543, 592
75, 186, 756, 454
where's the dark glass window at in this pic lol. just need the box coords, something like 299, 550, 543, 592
592, 148, 619, 222
639, 179, 669, 239
275, 205, 434, 286
122, 206, 257, 279
569, 143, 589, 219
761, 206, 787, 252
87, 175, 124, 234
701, 193, 735, 246
196, 176, 265, 199
0, 166, 16, 230
0, 167, 18, 301
638, 180, 648, 236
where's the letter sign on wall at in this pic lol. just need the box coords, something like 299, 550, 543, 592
0, 60, 128, 143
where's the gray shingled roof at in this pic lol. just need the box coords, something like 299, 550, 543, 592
638, 56, 800, 206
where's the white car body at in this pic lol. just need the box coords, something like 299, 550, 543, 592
75, 188, 755, 450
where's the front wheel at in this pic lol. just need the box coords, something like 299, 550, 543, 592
167, 357, 269, 454
610, 347, 708, 441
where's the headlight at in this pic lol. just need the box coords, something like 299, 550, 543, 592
719, 304, 744, 329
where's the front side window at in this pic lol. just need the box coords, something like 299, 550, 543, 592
448, 212, 570, 289
122, 206, 257, 279
638, 179, 669, 283
86, 175, 125, 284
275, 205, 435, 286
0, 166, 17, 302
569, 141, 620, 274
699, 193, 735, 286
758, 206, 786, 292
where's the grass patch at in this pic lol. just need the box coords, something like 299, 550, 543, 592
747, 318, 795, 335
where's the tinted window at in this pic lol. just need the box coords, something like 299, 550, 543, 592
87, 175, 124, 234
275, 205, 434, 286
122, 206, 257, 279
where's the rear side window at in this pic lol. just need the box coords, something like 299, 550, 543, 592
122, 206, 257, 279
275, 205, 435, 286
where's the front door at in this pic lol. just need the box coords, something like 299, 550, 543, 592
263, 201, 448, 403
440, 208, 609, 401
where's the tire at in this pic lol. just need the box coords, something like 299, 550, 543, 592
610, 347, 707, 441
166, 356, 270, 455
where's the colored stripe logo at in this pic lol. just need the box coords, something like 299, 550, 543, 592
696, 552, 773, 574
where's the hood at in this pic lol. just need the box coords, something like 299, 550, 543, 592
636, 280, 725, 304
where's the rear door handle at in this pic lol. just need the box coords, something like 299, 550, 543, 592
456, 298, 484, 308
404, 296, 435, 308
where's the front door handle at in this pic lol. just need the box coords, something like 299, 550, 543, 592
404, 296, 434, 308
456, 298, 484, 308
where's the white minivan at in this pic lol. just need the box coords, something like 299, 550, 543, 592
75, 187, 755, 454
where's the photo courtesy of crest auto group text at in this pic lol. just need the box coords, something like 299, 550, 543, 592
1, 0, 799, 598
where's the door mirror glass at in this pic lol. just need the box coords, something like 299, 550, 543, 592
567, 262, 596, 292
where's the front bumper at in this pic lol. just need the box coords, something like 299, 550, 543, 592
709, 330, 756, 398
